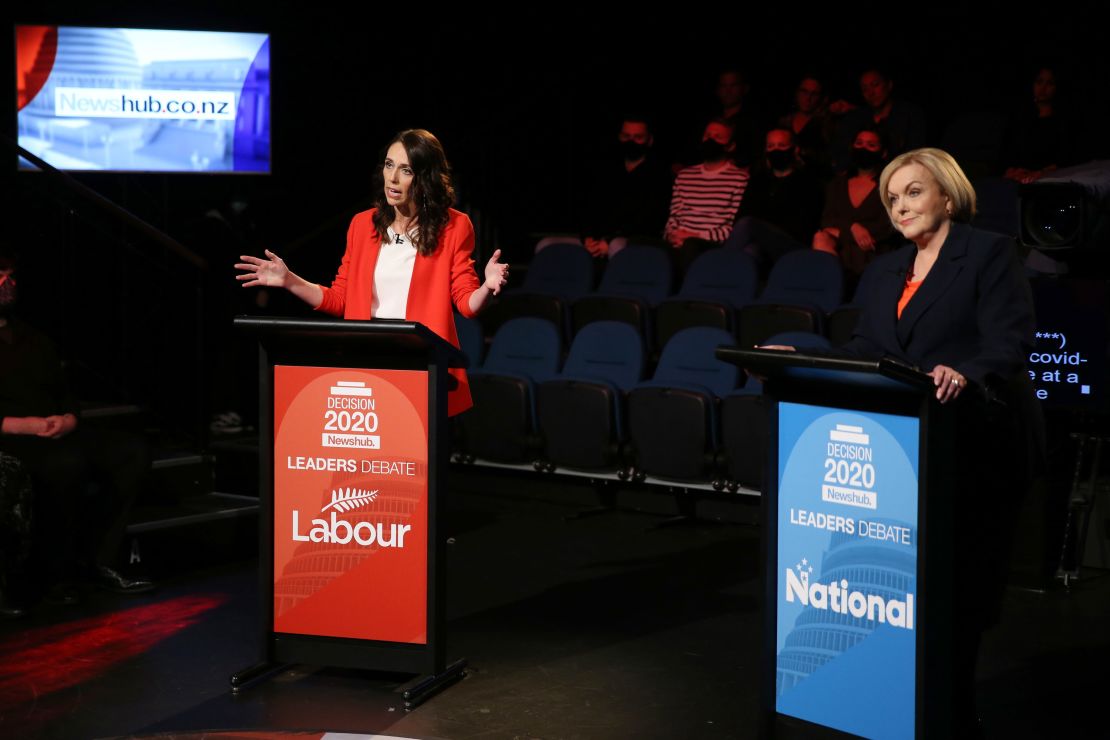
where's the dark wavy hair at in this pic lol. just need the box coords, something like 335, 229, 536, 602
371, 129, 456, 256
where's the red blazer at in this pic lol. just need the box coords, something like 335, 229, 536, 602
316, 207, 480, 416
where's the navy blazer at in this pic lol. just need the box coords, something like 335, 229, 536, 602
843, 222, 1035, 391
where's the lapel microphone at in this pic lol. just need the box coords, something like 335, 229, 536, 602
395, 233, 404, 244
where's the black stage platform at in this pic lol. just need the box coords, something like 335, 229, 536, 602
1, 473, 1106, 739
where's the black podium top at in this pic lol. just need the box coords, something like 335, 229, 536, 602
234, 316, 468, 368
716, 346, 935, 394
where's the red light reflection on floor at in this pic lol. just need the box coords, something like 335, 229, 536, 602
0, 594, 226, 712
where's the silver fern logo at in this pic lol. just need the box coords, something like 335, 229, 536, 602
320, 487, 378, 514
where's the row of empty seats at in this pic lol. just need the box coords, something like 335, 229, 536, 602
480, 242, 872, 353
454, 312, 833, 490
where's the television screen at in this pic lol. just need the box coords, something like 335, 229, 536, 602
1029, 277, 1109, 412
16, 25, 270, 173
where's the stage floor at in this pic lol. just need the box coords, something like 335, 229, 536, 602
1, 473, 1106, 739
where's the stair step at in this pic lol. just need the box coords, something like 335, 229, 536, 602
123, 492, 259, 577
127, 492, 258, 533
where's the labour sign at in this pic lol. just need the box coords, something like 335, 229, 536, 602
272, 366, 429, 643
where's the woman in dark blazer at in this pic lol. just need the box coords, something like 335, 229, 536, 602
848, 148, 1039, 732
844, 148, 1034, 404
769, 147, 1040, 731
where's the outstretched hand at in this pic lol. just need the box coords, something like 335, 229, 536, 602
484, 249, 509, 295
235, 249, 289, 288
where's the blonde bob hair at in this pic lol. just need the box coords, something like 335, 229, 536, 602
879, 147, 977, 222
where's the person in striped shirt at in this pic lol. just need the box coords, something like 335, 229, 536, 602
664, 119, 750, 271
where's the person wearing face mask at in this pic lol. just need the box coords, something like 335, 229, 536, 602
664, 119, 750, 273
813, 127, 899, 290
830, 67, 927, 173
581, 116, 674, 258
735, 128, 824, 248
237, 129, 507, 417
0, 250, 154, 605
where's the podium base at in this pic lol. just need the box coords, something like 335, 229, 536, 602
402, 657, 468, 710
229, 661, 287, 692
228, 657, 469, 708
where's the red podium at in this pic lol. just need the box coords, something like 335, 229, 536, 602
231, 316, 466, 707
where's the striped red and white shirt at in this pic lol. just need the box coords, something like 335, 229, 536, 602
665, 162, 749, 242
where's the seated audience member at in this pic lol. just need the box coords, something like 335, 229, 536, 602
665, 119, 750, 272
0, 249, 153, 604
677, 67, 765, 170
813, 127, 899, 289
737, 127, 824, 247
582, 115, 675, 258
831, 67, 927, 171
1002, 65, 1080, 184
778, 74, 835, 178
715, 67, 764, 169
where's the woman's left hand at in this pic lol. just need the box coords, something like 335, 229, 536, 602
484, 249, 509, 295
929, 364, 966, 404
850, 223, 875, 251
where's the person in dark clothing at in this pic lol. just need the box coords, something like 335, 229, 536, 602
813, 127, 900, 292
737, 127, 824, 245
730, 127, 825, 278
715, 67, 764, 169
0, 252, 153, 603
1002, 66, 1080, 183
768, 148, 1042, 734
778, 74, 835, 179
582, 115, 675, 258
830, 67, 927, 172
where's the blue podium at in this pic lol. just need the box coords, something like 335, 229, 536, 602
717, 348, 958, 740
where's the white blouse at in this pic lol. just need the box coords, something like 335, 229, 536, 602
371, 226, 418, 319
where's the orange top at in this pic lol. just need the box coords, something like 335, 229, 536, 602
897, 277, 923, 319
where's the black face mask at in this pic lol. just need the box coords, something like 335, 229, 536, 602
620, 140, 648, 162
766, 149, 795, 171
852, 147, 884, 170
701, 139, 729, 163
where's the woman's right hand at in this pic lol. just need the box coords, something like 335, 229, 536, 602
236, 249, 290, 288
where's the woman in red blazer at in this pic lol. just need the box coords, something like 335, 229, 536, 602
236, 129, 508, 415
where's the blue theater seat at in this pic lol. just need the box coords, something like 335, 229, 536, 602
482, 242, 594, 342
454, 312, 485, 369
457, 317, 561, 463
571, 245, 673, 345
721, 331, 832, 489
654, 247, 758, 350
537, 321, 645, 472
627, 326, 739, 482
738, 250, 843, 348
827, 256, 885, 346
